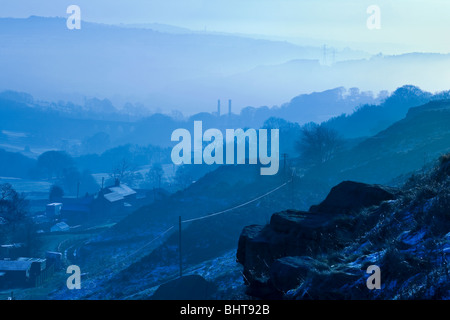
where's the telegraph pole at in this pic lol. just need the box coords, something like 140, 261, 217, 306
291, 169, 295, 209
282, 153, 288, 175
179, 216, 183, 277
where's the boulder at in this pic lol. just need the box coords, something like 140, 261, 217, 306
309, 181, 399, 214
237, 180, 399, 299
270, 210, 332, 234
236, 224, 264, 266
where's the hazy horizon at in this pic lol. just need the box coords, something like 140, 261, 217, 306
1, 0, 450, 54
1, 1, 450, 115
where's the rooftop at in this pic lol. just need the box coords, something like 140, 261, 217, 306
104, 192, 125, 203
103, 183, 137, 202
0, 260, 33, 271
108, 184, 136, 198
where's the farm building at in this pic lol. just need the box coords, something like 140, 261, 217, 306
0, 258, 50, 288
103, 182, 137, 203
46, 203, 62, 217
60, 196, 94, 224
0, 243, 26, 260
94, 180, 138, 217
50, 222, 70, 232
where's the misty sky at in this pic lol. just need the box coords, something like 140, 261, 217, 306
1, 0, 450, 53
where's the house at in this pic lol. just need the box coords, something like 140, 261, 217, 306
16, 258, 46, 272
45, 251, 62, 270
50, 222, 70, 233
0, 258, 48, 288
0, 243, 26, 260
0, 260, 33, 288
94, 180, 137, 217
46, 203, 62, 217
60, 196, 94, 225
103, 182, 137, 203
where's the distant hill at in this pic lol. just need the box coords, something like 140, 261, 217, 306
0, 16, 324, 113
185, 52, 450, 115
0, 86, 399, 153
0, 92, 134, 152
1, 85, 448, 174
0, 149, 36, 178
2, 17, 449, 115
324, 85, 450, 138
302, 99, 450, 194
117, 22, 194, 34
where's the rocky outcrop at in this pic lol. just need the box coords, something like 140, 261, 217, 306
270, 256, 330, 293
237, 181, 400, 299
309, 181, 399, 214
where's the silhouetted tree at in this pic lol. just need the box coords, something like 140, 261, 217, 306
174, 165, 194, 190
296, 123, 342, 165
37, 151, 74, 179
59, 167, 99, 196
0, 183, 28, 232
0, 184, 38, 254
146, 163, 164, 189
109, 158, 140, 185
49, 185, 64, 201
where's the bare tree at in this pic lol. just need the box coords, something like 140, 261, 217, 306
0, 183, 28, 232
146, 163, 164, 189
110, 158, 137, 185
296, 123, 342, 165
174, 165, 194, 190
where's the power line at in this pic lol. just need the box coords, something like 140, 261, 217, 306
116, 178, 292, 266
180, 179, 292, 224
117, 225, 175, 264
95, 178, 293, 284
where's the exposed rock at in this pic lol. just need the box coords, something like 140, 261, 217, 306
151, 275, 216, 300
236, 224, 264, 267
309, 181, 399, 214
270, 256, 330, 293
236, 180, 401, 299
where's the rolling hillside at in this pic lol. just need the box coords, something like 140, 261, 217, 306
305, 99, 450, 189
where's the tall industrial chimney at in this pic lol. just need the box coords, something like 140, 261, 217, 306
228, 99, 232, 116
217, 99, 221, 116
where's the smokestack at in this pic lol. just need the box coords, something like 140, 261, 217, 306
217, 99, 221, 116
228, 99, 232, 116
